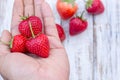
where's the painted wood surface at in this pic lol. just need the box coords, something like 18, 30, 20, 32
0, 0, 120, 80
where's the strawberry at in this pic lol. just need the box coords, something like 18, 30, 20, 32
19, 16, 42, 38
56, 24, 66, 41
26, 34, 50, 58
26, 22, 50, 58
10, 34, 27, 53
69, 12, 88, 36
86, 0, 104, 15
56, 0, 78, 20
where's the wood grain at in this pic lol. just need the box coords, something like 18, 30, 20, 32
0, 0, 120, 80
94, 0, 120, 80
0, 0, 14, 35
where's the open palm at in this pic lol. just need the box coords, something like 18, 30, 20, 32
0, 0, 69, 80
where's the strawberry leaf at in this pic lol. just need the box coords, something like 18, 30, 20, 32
62, 0, 75, 5
10, 38, 14, 49
20, 16, 28, 20
86, 0, 93, 9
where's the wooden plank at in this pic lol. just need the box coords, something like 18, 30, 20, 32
0, 0, 6, 34
93, 0, 120, 80
0, 0, 14, 35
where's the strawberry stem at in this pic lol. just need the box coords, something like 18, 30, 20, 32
80, 11, 85, 19
29, 21, 35, 38
76, 11, 86, 21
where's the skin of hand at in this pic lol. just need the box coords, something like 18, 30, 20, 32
0, 0, 70, 80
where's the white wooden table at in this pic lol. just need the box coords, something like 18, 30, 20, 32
0, 0, 120, 80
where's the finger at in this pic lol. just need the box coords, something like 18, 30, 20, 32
41, 2, 59, 39
24, 0, 34, 16
0, 30, 11, 55
34, 0, 44, 20
11, 0, 24, 36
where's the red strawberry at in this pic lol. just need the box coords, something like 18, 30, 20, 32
86, 0, 104, 15
69, 12, 88, 36
10, 34, 27, 53
26, 22, 50, 58
26, 34, 50, 58
56, 24, 66, 41
56, 0, 78, 20
19, 16, 42, 38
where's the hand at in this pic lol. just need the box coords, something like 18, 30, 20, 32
0, 0, 69, 80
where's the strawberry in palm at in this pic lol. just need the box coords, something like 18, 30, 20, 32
19, 16, 42, 38
0, 34, 27, 53
56, 0, 78, 20
10, 34, 27, 53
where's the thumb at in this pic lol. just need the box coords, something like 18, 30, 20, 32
0, 30, 11, 56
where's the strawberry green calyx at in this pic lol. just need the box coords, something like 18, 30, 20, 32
29, 21, 35, 38
86, 0, 93, 9
20, 16, 28, 20
62, 0, 75, 4
10, 38, 14, 48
